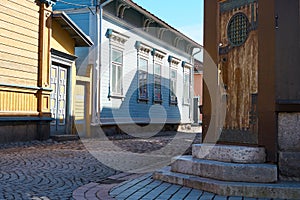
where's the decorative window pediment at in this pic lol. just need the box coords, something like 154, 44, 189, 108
106, 29, 129, 48
168, 55, 181, 67
135, 41, 152, 57
151, 48, 166, 62
182, 61, 193, 69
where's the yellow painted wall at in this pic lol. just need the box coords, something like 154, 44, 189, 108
0, 0, 39, 86
0, 0, 40, 115
51, 20, 75, 55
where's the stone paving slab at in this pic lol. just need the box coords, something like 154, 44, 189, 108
171, 155, 277, 183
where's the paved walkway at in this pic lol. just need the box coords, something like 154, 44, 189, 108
109, 173, 274, 200
0, 132, 279, 200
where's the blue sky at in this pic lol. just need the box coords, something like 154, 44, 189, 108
132, 0, 204, 45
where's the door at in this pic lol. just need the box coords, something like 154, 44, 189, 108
217, 0, 259, 144
50, 63, 68, 135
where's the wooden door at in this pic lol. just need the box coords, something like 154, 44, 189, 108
50, 63, 68, 135
217, 0, 259, 144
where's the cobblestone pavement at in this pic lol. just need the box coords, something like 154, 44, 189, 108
0, 140, 117, 200
0, 132, 200, 200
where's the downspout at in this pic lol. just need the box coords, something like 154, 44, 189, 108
93, 0, 114, 124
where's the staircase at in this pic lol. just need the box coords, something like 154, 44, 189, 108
153, 144, 300, 199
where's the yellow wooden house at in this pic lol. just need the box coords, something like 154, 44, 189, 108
0, 0, 92, 143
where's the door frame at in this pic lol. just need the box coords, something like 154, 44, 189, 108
50, 49, 77, 135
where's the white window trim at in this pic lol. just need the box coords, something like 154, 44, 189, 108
182, 61, 193, 105
136, 41, 152, 102
168, 56, 181, 105
106, 29, 129, 99
152, 48, 166, 104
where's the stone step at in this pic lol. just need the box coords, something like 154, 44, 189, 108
192, 144, 266, 163
171, 156, 277, 183
153, 167, 300, 199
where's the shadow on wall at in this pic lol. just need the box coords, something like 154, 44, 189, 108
100, 72, 181, 135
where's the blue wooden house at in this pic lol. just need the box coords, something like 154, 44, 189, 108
54, 0, 202, 135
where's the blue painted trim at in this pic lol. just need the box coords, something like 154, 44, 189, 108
0, 117, 52, 122
135, 41, 141, 49
182, 61, 186, 68
0, 83, 52, 92
105, 28, 113, 38
151, 48, 156, 56
168, 55, 173, 63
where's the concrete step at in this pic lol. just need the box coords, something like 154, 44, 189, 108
171, 156, 277, 183
153, 167, 300, 199
192, 144, 266, 163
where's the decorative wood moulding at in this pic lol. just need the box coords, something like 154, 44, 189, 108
174, 36, 183, 47
117, 3, 131, 19
151, 48, 166, 61
182, 61, 193, 69
135, 41, 152, 56
40, 0, 56, 7
168, 55, 181, 66
143, 18, 154, 31
0, 90, 38, 112
105, 29, 129, 47
158, 28, 167, 39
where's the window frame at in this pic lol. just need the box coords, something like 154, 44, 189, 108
152, 48, 166, 104
138, 57, 149, 101
154, 63, 162, 103
182, 61, 193, 105
111, 48, 123, 96
168, 56, 181, 105
106, 28, 129, 100
136, 41, 152, 102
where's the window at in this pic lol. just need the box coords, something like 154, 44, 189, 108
152, 48, 166, 103
105, 28, 129, 99
136, 41, 151, 102
168, 56, 181, 105
183, 71, 190, 104
182, 61, 192, 105
154, 63, 162, 102
138, 58, 148, 100
170, 69, 177, 104
111, 49, 123, 95
227, 12, 249, 47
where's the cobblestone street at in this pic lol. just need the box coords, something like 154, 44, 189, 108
0, 139, 117, 199
0, 132, 199, 200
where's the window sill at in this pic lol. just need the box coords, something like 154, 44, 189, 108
170, 101, 178, 106
154, 99, 163, 104
108, 94, 125, 100
138, 98, 149, 103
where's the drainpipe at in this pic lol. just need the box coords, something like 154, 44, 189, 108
93, 0, 114, 124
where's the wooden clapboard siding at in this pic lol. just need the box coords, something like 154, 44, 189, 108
0, 52, 38, 68
0, 0, 40, 114
0, 2, 39, 26
0, 41, 39, 60
0, 32, 39, 51
7, 0, 40, 12
0, 59, 37, 74
0, 76, 37, 87
0, 68, 37, 82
